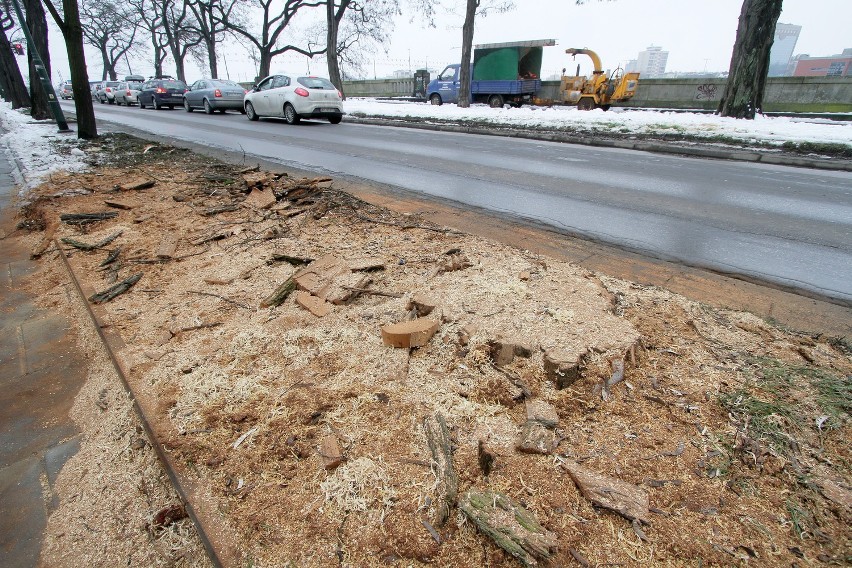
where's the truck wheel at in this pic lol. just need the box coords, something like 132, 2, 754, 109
577, 97, 596, 111
429, 94, 442, 106
488, 94, 504, 108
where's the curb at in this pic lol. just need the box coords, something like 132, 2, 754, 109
344, 116, 852, 172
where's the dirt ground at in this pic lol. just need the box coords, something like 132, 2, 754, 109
13, 133, 851, 567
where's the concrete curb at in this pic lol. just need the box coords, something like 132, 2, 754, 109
344, 116, 852, 172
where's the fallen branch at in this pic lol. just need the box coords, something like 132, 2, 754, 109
341, 286, 402, 298
188, 290, 252, 310
424, 413, 458, 526
353, 212, 463, 235
99, 246, 122, 267
89, 273, 142, 304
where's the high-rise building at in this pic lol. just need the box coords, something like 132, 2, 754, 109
769, 23, 801, 76
637, 46, 668, 77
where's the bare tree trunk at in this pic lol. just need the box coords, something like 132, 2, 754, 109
457, 0, 477, 108
62, 0, 97, 137
205, 36, 218, 78
325, 0, 347, 97
0, 27, 30, 108
717, 0, 783, 119
258, 49, 272, 79
25, 0, 51, 119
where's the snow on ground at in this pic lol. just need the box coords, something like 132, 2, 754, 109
345, 98, 852, 148
0, 102, 89, 192
1, 98, 850, 197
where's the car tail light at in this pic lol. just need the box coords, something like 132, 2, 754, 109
156, 87, 167, 94
294, 87, 309, 97
214, 89, 222, 98
105, 87, 111, 92
125, 90, 131, 96
337, 90, 343, 99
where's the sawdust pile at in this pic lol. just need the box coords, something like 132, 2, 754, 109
17, 134, 850, 567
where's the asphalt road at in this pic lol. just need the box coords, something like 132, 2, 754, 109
67, 101, 852, 304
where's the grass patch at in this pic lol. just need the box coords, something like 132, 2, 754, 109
782, 140, 852, 158
719, 356, 850, 451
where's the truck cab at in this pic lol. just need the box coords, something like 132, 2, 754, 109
427, 64, 461, 105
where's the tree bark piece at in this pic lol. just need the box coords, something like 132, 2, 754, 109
60, 212, 118, 226
60, 230, 122, 251
89, 272, 142, 304
561, 460, 649, 523
459, 490, 556, 568
120, 179, 155, 191
260, 277, 295, 308
319, 435, 343, 470
424, 413, 458, 526
156, 235, 179, 259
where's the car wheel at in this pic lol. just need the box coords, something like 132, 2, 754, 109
99, 96, 105, 104
284, 103, 300, 125
184, 99, 193, 112
328, 115, 342, 125
153, 98, 160, 110
108, 98, 114, 105
139, 99, 146, 109
429, 93, 442, 106
203, 99, 214, 114
168, 105, 174, 110
245, 102, 259, 121
488, 94, 504, 108
239, 108, 246, 115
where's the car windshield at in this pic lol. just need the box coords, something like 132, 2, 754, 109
127, 82, 142, 89
106, 82, 120, 87
297, 77, 335, 89
211, 80, 241, 87
160, 81, 186, 89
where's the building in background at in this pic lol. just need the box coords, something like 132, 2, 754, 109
769, 23, 801, 76
636, 46, 668, 77
791, 48, 852, 77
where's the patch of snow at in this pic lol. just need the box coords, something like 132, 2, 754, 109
345, 99, 852, 148
0, 102, 89, 193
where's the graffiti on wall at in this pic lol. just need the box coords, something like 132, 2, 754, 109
695, 83, 719, 100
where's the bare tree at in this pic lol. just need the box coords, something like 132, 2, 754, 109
457, 0, 512, 108
158, 0, 201, 81
42, 0, 98, 137
24, 0, 51, 118
80, 0, 139, 80
717, 0, 783, 119
0, 1, 31, 108
325, 0, 399, 95
185, 0, 239, 78
128, 0, 169, 77
212, 0, 325, 79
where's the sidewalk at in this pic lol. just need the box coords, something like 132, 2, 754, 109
0, 145, 89, 567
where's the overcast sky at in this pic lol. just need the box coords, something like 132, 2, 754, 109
40, 0, 852, 84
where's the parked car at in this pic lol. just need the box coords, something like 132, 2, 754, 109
95, 81, 121, 104
58, 81, 73, 99
138, 77, 188, 110
184, 79, 247, 114
244, 74, 343, 124
113, 81, 142, 105
88, 81, 100, 101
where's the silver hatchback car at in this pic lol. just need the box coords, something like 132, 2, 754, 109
113, 81, 142, 106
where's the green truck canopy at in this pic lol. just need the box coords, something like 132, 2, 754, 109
472, 39, 555, 81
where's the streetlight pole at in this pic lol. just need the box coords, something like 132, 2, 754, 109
9, 0, 70, 132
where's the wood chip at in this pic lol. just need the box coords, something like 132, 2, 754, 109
561, 460, 649, 523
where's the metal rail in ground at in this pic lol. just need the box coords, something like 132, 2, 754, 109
55, 239, 239, 567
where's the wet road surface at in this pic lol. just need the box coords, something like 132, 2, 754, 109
71, 102, 852, 303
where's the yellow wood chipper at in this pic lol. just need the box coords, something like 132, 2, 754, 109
560, 48, 640, 110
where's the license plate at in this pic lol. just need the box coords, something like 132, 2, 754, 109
321, 108, 338, 113
173, 93, 184, 97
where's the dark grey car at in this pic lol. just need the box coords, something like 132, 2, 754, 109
138, 77, 188, 110
184, 79, 247, 114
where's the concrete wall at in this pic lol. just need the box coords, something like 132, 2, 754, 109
344, 76, 852, 112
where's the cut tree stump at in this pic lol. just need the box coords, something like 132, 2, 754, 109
561, 460, 649, 523
459, 490, 556, 567
543, 348, 587, 389
424, 413, 458, 526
